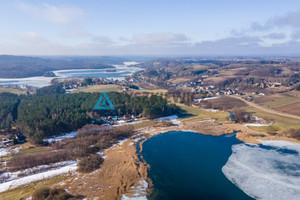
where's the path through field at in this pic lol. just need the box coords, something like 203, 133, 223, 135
231, 96, 300, 121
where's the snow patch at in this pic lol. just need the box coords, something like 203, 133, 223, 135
0, 146, 22, 157
0, 161, 76, 184
121, 179, 148, 200
245, 121, 274, 127
156, 115, 178, 122
156, 115, 180, 125
123, 61, 140, 66
0, 162, 77, 193
222, 140, 300, 200
44, 131, 77, 144
194, 96, 219, 103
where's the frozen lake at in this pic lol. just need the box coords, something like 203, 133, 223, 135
0, 62, 142, 88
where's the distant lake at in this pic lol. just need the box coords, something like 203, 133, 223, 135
141, 131, 300, 200
0, 63, 142, 87
53, 64, 142, 79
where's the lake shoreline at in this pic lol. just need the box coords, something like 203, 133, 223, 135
2, 120, 298, 199
0, 62, 142, 87
120, 120, 300, 199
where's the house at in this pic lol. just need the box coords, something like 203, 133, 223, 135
226, 89, 233, 95
258, 82, 267, 89
15, 133, 26, 142
272, 82, 281, 87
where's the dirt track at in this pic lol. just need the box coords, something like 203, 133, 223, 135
231, 96, 300, 121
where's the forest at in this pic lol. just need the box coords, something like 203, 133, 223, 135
0, 93, 20, 130
0, 87, 179, 143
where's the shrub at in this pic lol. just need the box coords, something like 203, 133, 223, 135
32, 187, 50, 200
32, 187, 84, 200
47, 188, 74, 200
8, 125, 134, 171
282, 128, 300, 140
232, 108, 252, 123
78, 154, 104, 173
8, 150, 69, 171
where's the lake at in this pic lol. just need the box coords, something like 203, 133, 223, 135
141, 131, 300, 200
0, 63, 142, 87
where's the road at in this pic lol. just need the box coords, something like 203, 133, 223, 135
231, 96, 300, 121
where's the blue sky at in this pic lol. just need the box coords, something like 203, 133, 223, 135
1, 0, 300, 55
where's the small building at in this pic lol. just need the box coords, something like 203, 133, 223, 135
272, 82, 281, 87
15, 133, 26, 142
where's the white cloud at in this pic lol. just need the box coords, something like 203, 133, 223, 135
18, 2, 84, 24
91, 36, 113, 46
61, 29, 92, 38
17, 32, 43, 41
271, 9, 300, 28
248, 9, 300, 32
1, 31, 300, 56
133, 33, 188, 46
292, 30, 300, 39
263, 33, 286, 40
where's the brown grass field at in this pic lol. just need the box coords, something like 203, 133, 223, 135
0, 88, 26, 95
253, 93, 300, 109
274, 102, 300, 116
207, 96, 248, 110
253, 94, 286, 105
72, 85, 121, 93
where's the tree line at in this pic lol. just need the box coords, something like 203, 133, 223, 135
0, 93, 19, 130
0, 85, 179, 143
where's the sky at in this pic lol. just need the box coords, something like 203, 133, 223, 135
1, 0, 300, 56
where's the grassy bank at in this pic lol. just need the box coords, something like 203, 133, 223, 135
177, 104, 229, 123
245, 106, 300, 133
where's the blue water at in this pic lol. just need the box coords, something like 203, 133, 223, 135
56, 69, 131, 78
141, 131, 253, 200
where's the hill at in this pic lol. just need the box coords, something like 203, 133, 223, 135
0, 55, 128, 78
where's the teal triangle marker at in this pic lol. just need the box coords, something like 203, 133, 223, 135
93, 90, 115, 110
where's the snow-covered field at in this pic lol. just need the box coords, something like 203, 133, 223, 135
0, 133, 140, 193
222, 140, 300, 200
0, 162, 77, 193
0, 76, 54, 87
0, 161, 76, 184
